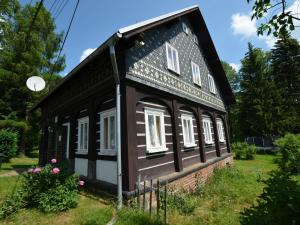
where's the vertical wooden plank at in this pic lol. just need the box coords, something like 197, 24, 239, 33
157, 179, 160, 218
121, 84, 138, 191
164, 183, 167, 225
197, 108, 206, 162
149, 179, 153, 216
69, 113, 77, 160
87, 101, 97, 180
223, 115, 231, 153
143, 180, 146, 211
137, 174, 141, 208
212, 112, 221, 157
171, 99, 183, 172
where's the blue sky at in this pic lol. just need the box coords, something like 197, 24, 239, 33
22, 0, 300, 75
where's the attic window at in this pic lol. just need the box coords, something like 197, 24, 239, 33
182, 22, 189, 34
193, 34, 199, 45
166, 42, 180, 74
208, 74, 216, 94
191, 61, 201, 86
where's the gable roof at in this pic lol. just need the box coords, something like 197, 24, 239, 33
31, 5, 234, 111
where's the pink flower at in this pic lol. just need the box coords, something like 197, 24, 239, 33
33, 167, 42, 174
51, 167, 60, 174
51, 159, 57, 164
28, 168, 34, 173
79, 180, 85, 186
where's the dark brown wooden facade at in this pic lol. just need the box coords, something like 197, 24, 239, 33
33, 6, 234, 196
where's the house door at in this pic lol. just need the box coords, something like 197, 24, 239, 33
62, 123, 70, 160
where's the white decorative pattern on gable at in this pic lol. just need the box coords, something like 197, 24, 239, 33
128, 58, 225, 110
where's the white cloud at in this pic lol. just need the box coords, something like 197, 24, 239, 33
231, 12, 278, 48
229, 63, 241, 72
80, 48, 96, 62
231, 13, 257, 38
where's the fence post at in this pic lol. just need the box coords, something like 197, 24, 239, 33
157, 179, 160, 218
149, 179, 153, 216
164, 182, 167, 225
143, 180, 146, 211
137, 174, 141, 208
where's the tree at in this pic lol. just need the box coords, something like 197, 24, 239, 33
239, 43, 288, 137
270, 37, 300, 132
0, 1, 64, 153
246, 0, 300, 37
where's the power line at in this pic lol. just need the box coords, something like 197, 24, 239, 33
49, 0, 60, 15
48, 0, 80, 81
54, 0, 69, 20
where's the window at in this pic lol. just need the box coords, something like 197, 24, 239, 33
78, 117, 89, 152
166, 43, 180, 74
145, 108, 167, 153
217, 119, 225, 142
191, 61, 201, 86
100, 109, 116, 155
182, 22, 189, 34
208, 74, 216, 94
181, 114, 196, 147
202, 117, 213, 144
193, 34, 198, 45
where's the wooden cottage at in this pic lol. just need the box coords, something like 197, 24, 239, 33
32, 5, 235, 197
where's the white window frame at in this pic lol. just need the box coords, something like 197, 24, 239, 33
166, 42, 180, 74
202, 117, 213, 144
208, 74, 216, 94
181, 114, 196, 148
191, 61, 201, 86
217, 119, 225, 143
144, 108, 167, 153
182, 22, 189, 34
77, 117, 89, 154
100, 108, 116, 155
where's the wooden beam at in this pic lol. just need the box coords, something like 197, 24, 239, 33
121, 84, 138, 191
88, 101, 97, 180
212, 112, 221, 157
196, 108, 206, 162
223, 115, 231, 153
171, 99, 183, 172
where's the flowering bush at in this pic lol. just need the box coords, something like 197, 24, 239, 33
0, 159, 85, 218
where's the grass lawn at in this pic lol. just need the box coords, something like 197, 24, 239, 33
0, 154, 283, 225
116, 154, 280, 225
0, 156, 38, 175
0, 175, 113, 225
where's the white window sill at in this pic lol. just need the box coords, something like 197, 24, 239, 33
167, 67, 180, 75
184, 144, 197, 148
146, 147, 168, 154
219, 140, 225, 143
205, 142, 214, 145
76, 150, 88, 155
98, 149, 117, 156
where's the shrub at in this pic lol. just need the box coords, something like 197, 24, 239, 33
275, 133, 300, 174
241, 170, 300, 225
232, 142, 257, 160
0, 129, 18, 162
0, 159, 84, 218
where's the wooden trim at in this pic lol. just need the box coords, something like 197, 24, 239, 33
212, 112, 221, 157
171, 99, 183, 172
69, 113, 77, 160
223, 115, 231, 153
197, 108, 206, 162
121, 85, 138, 191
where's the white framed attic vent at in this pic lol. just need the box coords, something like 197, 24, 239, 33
182, 22, 189, 34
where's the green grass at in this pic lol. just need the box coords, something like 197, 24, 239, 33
0, 156, 38, 175
115, 154, 280, 225
0, 176, 113, 225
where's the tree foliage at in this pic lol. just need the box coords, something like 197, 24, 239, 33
246, 0, 300, 37
0, 1, 64, 153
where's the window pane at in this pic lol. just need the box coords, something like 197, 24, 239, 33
110, 116, 115, 149
84, 123, 88, 149
104, 117, 108, 149
183, 119, 187, 143
148, 115, 155, 147
156, 115, 162, 146
172, 50, 177, 71
187, 120, 192, 143
80, 124, 83, 149
167, 46, 172, 68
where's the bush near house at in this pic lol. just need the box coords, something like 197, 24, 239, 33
0, 159, 85, 219
274, 133, 300, 174
0, 129, 18, 162
232, 142, 257, 160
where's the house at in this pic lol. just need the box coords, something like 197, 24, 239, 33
32, 5, 235, 197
